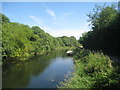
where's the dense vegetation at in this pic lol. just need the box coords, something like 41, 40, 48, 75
1, 2, 120, 88
60, 48, 120, 88
1, 13, 79, 60
60, 3, 120, 88
79, 4, 119, 55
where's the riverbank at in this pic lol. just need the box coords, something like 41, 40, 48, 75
59, 48, 120, 88
2, 46, 75, 64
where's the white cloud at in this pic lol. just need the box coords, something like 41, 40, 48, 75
29, 15, 90, 40
29, 15, 42, 25
63, 12, 72, 16
46, 9, 55, 17
43, 28, 88, 40
46, 9, 56, 20
43, 3, 72, 25
58, 12, 72, 21
41, 21, 90, 40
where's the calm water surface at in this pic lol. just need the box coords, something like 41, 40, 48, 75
3, 50, 74, 88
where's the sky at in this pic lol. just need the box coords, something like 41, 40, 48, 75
2, 2, 118, 39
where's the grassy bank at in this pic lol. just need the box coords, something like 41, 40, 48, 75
59, 48, 120, 88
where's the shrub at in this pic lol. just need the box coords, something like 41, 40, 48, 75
59, 49, 120, 88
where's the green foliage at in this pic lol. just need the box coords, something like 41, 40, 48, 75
59, 36, 79, 47
79, 3, 119, 55
60, 49, 120, 88
2, 23, 34, 59
62, 3, 120, 88
2, 14, 80, 60
0, 13, 10, 23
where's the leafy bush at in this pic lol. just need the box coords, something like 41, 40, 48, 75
59, 49, 120, 88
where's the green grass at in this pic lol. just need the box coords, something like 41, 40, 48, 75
59, 48, 120, 88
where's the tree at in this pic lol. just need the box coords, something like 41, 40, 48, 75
79, 3, 119, 55
2, 13, 80, 60
0, 13, 10, 23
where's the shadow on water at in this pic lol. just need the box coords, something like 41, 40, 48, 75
2, 50, 74, 88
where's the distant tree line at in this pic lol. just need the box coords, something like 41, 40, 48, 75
1, 14, 80, 60
79, 3, 119, 55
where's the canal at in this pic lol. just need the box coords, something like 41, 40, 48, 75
2, 50, 74, 88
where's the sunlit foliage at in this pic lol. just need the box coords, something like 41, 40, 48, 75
1, 14, 80, 60
60, 48, 120, 88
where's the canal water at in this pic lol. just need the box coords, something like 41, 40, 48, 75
2, 50, 74, 88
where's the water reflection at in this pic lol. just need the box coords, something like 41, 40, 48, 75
2, 50, 74, 88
